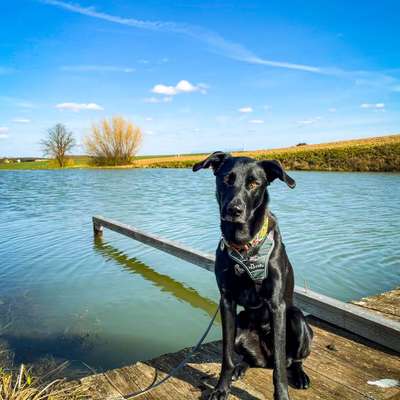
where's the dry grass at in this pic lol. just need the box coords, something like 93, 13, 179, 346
0, 363, 87, 400
1, 133, 399, 172
132, 134, 400, 172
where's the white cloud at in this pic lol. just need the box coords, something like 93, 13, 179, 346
249, 119, 264, 124
176, 80, 198, 93
144, 96, 172, 103
145, 130, 155, 135
297, 117, 322, 126
152, 84, 177, 96
297, 120, 314, 125
0, 127, 9, 139
360, 103, 385, 109
12, 118, 31, 123
145, 117, 153, 121
42, 0, 400, 92
151, 80, 206, 96
41, 0, 323, 74
144, 97, 160, 103
61, 65, 135, 73
238, 106, 253, 113
55, 102, 104, 111
328, 108, 337, 113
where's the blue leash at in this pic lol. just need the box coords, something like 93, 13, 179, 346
102, 305, 220, 399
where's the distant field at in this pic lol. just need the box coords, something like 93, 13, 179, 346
1, 134, 399, 172
132, 134, 400, 172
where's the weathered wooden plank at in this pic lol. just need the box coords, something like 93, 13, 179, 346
92, 215, 400, 352
72, 290, 400, 400
77, 331, 400, 400
93, 216, 214, 272
352, 288, 400, 322
294, 287, 400, 353
309, 317, 400, 383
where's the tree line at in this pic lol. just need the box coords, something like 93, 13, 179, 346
41, 116, 142, 167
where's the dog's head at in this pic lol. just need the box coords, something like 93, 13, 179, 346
193, 152, 295, 224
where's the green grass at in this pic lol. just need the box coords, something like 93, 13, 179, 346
0, 156, 92, 170
1, 134, 399, 172
251, 141, 400, 172
133, 134, 400, 172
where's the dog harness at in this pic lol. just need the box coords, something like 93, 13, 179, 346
220, 215, 275, 283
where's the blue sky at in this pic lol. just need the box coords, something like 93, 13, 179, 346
1, 0, 400, 156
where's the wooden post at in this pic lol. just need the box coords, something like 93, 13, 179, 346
93, 217, 103, 237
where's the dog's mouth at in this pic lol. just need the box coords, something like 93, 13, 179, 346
220, 214, 247, 224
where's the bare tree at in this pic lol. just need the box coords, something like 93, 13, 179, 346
41, 124, 75, 167
84, 116, 142, 165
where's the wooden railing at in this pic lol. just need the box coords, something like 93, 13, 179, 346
93, 215, 400, 353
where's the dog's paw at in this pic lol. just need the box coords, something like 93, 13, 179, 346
231, 362, 248, 381
288, 364, 310, 389
208, 388, 230, 400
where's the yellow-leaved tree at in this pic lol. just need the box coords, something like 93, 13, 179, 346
84, 116, 142, 165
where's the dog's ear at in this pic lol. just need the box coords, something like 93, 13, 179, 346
192, 151, 230, 174
258, 160, 296, 188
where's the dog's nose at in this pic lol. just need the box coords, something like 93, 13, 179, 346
227, 204, 244, 217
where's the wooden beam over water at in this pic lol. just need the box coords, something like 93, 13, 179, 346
92, 215, 400, 353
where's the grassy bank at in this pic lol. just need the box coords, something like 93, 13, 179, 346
1, 134, 399, 172
134, 134, 400, 172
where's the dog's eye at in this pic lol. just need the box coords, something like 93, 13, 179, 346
248, 180, 260, 190
223, 173, 235, 186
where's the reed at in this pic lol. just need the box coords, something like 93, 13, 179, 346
0, 363, 87, 400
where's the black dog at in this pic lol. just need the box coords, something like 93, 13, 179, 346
193, 152, 313, 400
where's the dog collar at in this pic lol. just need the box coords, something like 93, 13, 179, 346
220, 216, 275, 282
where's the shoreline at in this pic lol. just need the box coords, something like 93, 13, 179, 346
1, 133, 399, 172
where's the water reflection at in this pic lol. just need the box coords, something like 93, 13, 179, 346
93, 237, 220, 321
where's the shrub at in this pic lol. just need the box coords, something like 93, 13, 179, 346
84, 116, 142, 166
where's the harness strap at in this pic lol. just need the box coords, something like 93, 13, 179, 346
221, 215, 275, 283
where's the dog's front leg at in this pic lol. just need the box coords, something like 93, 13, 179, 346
271, 299, 290, 400
209, 294, 236, 400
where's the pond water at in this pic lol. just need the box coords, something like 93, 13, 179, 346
0, 169, 399, 371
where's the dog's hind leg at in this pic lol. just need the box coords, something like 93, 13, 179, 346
234, 310, 268, 378
286, 306, 313, 389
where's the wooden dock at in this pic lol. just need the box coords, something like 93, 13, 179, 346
73, 216, 400, 400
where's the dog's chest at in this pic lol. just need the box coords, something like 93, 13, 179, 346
231, 273, 272, 309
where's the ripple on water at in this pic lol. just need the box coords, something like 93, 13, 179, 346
0, 169, 399, 370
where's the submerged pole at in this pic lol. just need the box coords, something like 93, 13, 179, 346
92, 217, 103, 237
